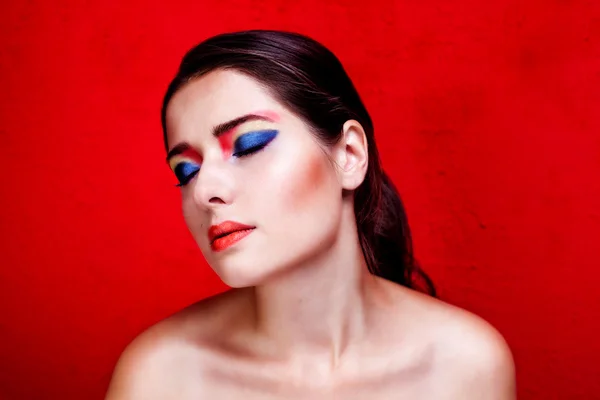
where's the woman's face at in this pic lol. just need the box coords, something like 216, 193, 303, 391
164, 69, 345, 287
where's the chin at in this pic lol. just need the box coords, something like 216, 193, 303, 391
212, 261, 274, 288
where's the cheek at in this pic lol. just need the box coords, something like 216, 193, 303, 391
181, 195, 204, 237
282, 153, 333, 211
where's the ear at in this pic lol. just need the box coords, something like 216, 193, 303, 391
331, 120, 369, 191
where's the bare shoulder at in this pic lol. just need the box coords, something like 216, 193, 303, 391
104, 288, 251, 400
429, 298, 515, 398
376, 283, 516, 400
379, 280, 516, 399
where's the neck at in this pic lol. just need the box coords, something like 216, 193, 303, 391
250, 208, 379, 367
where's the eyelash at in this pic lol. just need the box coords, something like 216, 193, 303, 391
174, 131, 277, 187
233, 142, 268, 158
174, 163, 200, 187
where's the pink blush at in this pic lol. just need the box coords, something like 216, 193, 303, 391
288, 153, 327, 208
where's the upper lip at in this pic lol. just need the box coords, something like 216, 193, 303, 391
208, 221, 255, 243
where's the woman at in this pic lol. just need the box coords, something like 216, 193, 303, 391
106, 30, 516, 399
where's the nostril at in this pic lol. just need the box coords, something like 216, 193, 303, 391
208, 197, 226, 204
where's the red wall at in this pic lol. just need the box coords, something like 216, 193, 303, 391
1, 1, 599, 399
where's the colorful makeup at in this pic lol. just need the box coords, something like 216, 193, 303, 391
253, 110, 281, 123
218, 127, 279, 159
233, 129, 278, 156
166, 111, 281, 186
168, 148, 202, 187
217, 111, 281, 159
218, 131, 234, 159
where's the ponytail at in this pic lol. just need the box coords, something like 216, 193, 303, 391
355, 161, 436, 296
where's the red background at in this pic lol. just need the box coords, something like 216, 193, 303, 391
1, 1, 599, 399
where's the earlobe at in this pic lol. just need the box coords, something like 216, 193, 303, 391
335, 120, 369, 191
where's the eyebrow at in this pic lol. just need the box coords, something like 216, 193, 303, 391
166, 112, 277, 163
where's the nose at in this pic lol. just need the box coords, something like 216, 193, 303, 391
191, 158, 235, 209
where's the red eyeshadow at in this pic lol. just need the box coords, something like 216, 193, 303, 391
177, 148, 203, 163
218, 130, 234, 159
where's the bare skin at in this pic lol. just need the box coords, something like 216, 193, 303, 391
105, 69, 516, 399
106, 281, 515, 399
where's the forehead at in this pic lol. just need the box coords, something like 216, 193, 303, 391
165, 69, 286, 141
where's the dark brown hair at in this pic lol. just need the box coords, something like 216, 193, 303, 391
161, 30, 436, 296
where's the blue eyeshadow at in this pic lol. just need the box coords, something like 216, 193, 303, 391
233, 130, 278, 155
174, 162, 200, 184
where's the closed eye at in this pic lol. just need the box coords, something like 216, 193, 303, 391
233, 130, 278, 158
174, 162, 200, 187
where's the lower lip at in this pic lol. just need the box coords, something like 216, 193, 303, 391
210, 228, 255, 252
